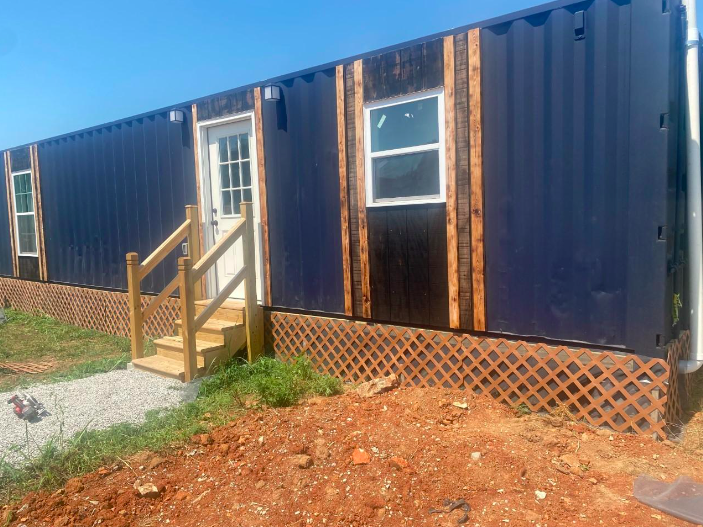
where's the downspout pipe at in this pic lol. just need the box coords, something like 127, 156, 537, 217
681, 0, 703, 374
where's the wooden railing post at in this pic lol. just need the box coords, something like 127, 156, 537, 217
126, 252, 144, 360
178, 257, 198, 382
242, 202, 264, 362
185, 205, 203, 301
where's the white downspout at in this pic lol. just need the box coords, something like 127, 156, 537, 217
681, 0, 703, 374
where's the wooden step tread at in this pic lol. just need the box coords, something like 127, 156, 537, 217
194, 299, 245, 310
174, 318, 242, 332
132, 355, 203, 381
154, 336, 225, 354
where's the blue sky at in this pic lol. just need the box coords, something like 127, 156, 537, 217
0, 0, 570, 149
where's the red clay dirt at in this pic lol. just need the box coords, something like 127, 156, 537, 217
4, 387, 703, 527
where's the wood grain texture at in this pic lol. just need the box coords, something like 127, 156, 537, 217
354, 60, 371, 318
454, 33, 472, 329
336, 65, 353, 315
444, 35, 460, 329
3, 151, 18, 277
468, 28, 486, 331
254, 87, 272, 306
126, 252, 144, 359
30, 145, 48, 281
196, 90, 254, 122
345, 64, 363, 317
190, 104, 207, 298
177, 256, 197, 382
242, 202, 264, 361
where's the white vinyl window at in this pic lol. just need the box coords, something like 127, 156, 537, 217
364, 88, 446, 206
9, 150, 38, 256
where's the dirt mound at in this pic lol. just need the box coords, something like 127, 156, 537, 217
4, 387, 702, 526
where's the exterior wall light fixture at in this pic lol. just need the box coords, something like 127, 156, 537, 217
169, 109, 185, 124
263, 84, 281, 101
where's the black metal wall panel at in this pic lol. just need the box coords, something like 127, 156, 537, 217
262, 69, 345, 313
0, 156, 13, 277
482, 0, 679, 356
38, 109, 197, 294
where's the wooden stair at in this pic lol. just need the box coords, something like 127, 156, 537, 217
132, 300, 247, 381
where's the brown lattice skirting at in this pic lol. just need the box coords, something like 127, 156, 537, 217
0, 277, 180, 338
665, 330, 693, 427
265, 311, 680, 439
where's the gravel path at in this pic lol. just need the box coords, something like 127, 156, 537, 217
0, 368, 199, 466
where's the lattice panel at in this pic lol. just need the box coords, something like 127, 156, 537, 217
0, 278, 179, 338
265, 311, 673, 439
665, 330, 692, 426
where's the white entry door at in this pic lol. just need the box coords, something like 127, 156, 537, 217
206, 119, 262, 302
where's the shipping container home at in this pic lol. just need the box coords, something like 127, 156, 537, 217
0, 0, 698, 438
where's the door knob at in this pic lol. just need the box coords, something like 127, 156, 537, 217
211, 219, 219, 227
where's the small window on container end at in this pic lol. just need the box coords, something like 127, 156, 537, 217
364, 88, 446, 207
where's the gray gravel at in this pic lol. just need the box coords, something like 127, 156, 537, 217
0, 368, 199, 466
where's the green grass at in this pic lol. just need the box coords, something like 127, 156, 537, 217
0, 309, 150, 392
0, 356, 342, 504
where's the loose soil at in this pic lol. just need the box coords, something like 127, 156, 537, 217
4, 387, 703, 527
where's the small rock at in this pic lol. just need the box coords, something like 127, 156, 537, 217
137, 483, 162, 499
352, 448, 371, 465
195, 434, 212, 445
651, 513, 662, 520
534, 490, 547, 501
389, 456, 410, 470
588, 478, 598, 485
452, 401, 469, 409
65, 478, 84, 494
313, 438, 331, 460
173, 490, 189, 501
291, 454, 313, 469
97, 467, 111, 476
356, 374, 399, 398
218, 444, 231, 455
559, 453, 580, 468
470, 452, 482, 461
595, 429, 612, 437
519, 467, 528, 479
147, 456, 166, 470
255, 480, 266, 489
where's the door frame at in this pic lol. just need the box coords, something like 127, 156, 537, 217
196, 111, 264, 303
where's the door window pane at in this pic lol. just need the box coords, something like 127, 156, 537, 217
231, 163, 240, 188
17, 215, 36, 254
370, 97, 439, 153
222, 190, 232, 215
220, 165, 230, 189
14, 173, 33, 213
241, 161, 251, 187
239, 133, 250, 160
232, 190, 242, 215
218, 138, 228, 163
228, 135, 240, 161
372, 150, 440, 201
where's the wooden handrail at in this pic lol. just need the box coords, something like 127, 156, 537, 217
142, 274, 179, 321
191, 217, 246, 283
126, 205, 202, 362
139, 219, 191, 280
194, 265, 246, 332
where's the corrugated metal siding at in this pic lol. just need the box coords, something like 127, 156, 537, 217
482, 0, 679, 356
0, 155, 13, 277
262, 69, 345, 313
38, 109, 197, 294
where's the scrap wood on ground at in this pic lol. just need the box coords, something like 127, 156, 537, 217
3, 381, 703, 527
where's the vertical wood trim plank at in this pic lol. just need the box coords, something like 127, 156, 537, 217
444, 35, 460, 329
191, 103, 207, 298
336, 65, 353, 315
178, 256, 197, 382
3, 151, 19, 277
254, 87, 272, 306
354, 60, 371, 318
30, 145, 48, 281
126, 252, 144, 359
468, 28, 486, 331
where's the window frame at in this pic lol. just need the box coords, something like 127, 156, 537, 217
363, 87, 446, 207
10, 168, 38, 257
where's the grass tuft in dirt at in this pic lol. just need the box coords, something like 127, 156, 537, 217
0, 356, 341, 504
